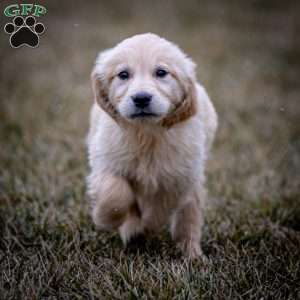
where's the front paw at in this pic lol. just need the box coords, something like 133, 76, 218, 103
119, 215, 144, 245
177, 240, 205, 260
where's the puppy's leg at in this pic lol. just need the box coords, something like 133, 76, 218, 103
119, 202, 144, 244
91, 174, 134, 230
170, 190, 204, 259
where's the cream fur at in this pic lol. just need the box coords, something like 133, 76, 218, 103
86, 33, 218, 259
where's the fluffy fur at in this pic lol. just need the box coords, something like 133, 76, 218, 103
86, 33, 218, 259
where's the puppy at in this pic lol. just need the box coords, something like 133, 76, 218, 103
87, 33, 218, 259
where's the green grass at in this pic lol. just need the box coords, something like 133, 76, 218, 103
1, 1, 300, 299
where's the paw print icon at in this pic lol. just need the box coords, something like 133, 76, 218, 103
4, 16, 45, 48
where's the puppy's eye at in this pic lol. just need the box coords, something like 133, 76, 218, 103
155, 68, 168, 78
118, 70, 130, 80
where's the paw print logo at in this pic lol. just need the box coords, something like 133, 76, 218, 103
4, 16, 45, 48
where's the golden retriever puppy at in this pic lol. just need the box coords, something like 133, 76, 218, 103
87, 33, 218, 259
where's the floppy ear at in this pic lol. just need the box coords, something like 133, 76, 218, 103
162, 78, 197, 128
91, 51, 118, 120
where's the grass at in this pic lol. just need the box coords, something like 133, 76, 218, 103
1, 1, 300, 299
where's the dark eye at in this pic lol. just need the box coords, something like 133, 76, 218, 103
118, 70, 130, 80
155, 68, 168, 78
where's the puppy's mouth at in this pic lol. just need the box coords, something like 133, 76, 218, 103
130, 111, 158, 119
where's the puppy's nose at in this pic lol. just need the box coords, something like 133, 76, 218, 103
132, 92, 152, 109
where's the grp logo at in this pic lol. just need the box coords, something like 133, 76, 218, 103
3, 4, 47, 48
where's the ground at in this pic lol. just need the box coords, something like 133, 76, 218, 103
0, 1, 300, 299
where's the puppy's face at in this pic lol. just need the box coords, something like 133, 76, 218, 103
92, 34, 197, 127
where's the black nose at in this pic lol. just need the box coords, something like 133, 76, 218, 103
132, 92, 152, 109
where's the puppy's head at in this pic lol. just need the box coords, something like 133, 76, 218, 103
91, 33, 197, 128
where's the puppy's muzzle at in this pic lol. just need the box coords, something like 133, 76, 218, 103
132, 92, 152, 109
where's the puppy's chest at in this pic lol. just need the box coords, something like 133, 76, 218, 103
115, 141, 198, 192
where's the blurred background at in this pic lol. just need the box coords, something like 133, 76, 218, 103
0, 0, 300, 298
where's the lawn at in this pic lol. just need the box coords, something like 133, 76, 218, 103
1, 1, 300, 299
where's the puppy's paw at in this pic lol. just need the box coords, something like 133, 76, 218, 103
119, 215, 144, 245
90, 175, 135, 230
92, 203, 127, 230
177, 240, 205, 260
